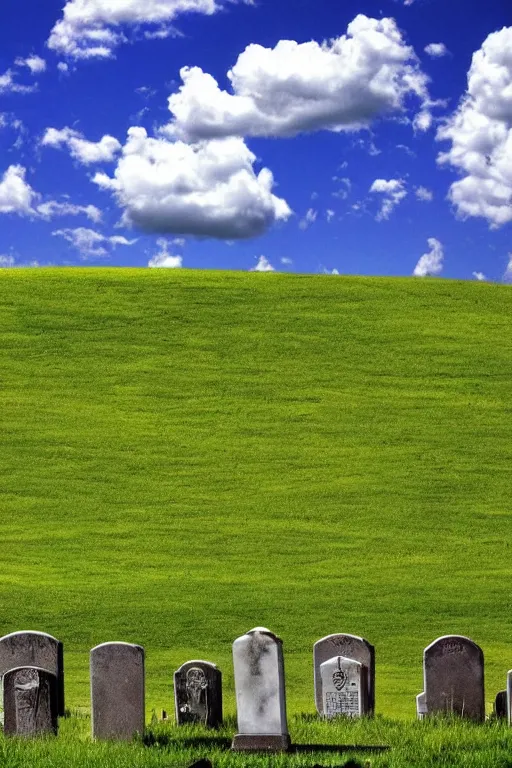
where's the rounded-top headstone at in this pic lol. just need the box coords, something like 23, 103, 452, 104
313, 634, 375, 715
174, 660, 222, 728
90, 642, 145, 740
423, 635, 484, 721
0, 631, 64, 716
3, 666, 58, 737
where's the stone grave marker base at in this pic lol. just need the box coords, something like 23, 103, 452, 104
232, 733, 292, 752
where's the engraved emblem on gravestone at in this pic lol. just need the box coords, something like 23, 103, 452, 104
174, 661, 222, 728
423, 636, 485, 721
313, 634, 375, 716
320, 655, 368, 718
3, 667, 58, 736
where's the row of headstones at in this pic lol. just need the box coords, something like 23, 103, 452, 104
1, 629, 512, 748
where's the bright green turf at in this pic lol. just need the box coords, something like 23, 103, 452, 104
0, 268, 511, 719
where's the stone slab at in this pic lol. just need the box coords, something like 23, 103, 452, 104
313, 634, 375, 715
232, 627, 289, 746
320, 655, 367, 718
3, 666, 58, 736
231, 734, 292, 752
494, 690, 507, 719
90, 642, 145, 740
174, 660, 222, 728
416, 692, 427, 719
424, 635, 484, 721
507, 670, 512, 726
0, 631, 64, 716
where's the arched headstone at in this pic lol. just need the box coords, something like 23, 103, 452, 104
232, 627, 290, 752
0, 631, 64, 716
90, 642, 145, 740
174, 660, 222, 728
424, 635, 484, 720
320, 655, 368, 717
313, 634, 375, 715
3, 666, 58, 736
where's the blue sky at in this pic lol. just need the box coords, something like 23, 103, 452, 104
0, 0, 510, 280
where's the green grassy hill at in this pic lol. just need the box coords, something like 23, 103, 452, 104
0, 269, 510, 719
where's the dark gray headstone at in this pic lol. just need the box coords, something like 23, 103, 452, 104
174, 660, 222, 728
90, 642, 145, 740
0, 631, 64, 716
313, 634, 375, 715
3, 667, 58, 736
424, 635, 484, 721
494, 690, 507, 719
319, 655, 368, 718
232, 627, 291, 752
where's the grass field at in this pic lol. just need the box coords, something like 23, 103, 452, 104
0, 268, 511, 720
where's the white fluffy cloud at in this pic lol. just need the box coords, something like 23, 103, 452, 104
93, 127, 291, 239
415, 186, 433, 201
413, 237, 444, 277
0, 70, 36, 95
251, 255, 275, 272
369, 178, 407, 220
148, 238, 183, 268
504, 255, 512, 281
47, 0, 246, 59
42, 127, 121, 164
424, 43, 449, 58
437, 26, 512, 228
299, 208, 317, 230
37, 200, 102, 222
53, 227, 137, 258
15, 55, 47, 73
472, 271, 486, 281
0, 165, 37, 215
167, 15, 430, 141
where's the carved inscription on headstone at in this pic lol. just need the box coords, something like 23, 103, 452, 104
424, 635, 484, 721
3, 667, 58, 736
313, 634, 375, 715
174, 660, 222, 728
232, 627, 291, 752
320, 656, 367, 718
0, 631, 64, 716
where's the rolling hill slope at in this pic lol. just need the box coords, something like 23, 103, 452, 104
0, 268, 510, 718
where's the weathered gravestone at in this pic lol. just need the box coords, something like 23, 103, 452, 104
232, 627, 291, 752
508, 670, 512, 726
494, 690, 507, 719
313, 634, 375, 715
416, 692, 427, 719
0, 631, 64, 716
174, 660, 222, 728
424, 636, 484, 721
319, 656, 368, 718
90, 642, 145, 740
3, 667, 58, 736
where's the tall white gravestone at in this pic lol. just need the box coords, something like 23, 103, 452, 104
320, 656, 367, 718
313, 633, 375, 715
231, 627, 291, 752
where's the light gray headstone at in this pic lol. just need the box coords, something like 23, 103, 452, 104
90, 642, 145, 740
320, 655, 367, 718
0, 631, 64, 716
424, 636, 484, 721
507, 670, 512, 726
3, 667, 58, 737
313, 634, 375, 715
174, 660, 222, 728
232, 627, 290, 752
416, 692, 427, 719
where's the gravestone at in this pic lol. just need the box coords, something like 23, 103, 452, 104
416, 692, 427, 719
319, 656, 367, 718
174, 660, 222, 728
423, 636, 484, 720
313, 634, 375, 715
90, 642, 145, 740
508, 670, 512, 726
3, 667, 58, 736
232, 627, 291, 752
0, 631, 64, 716
494, 690, 507, 719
